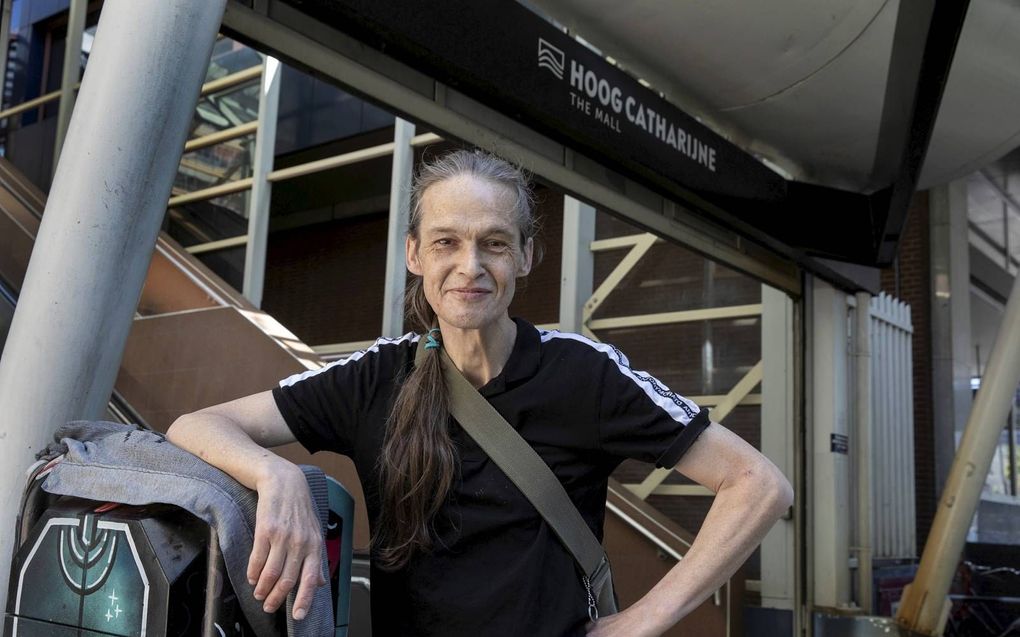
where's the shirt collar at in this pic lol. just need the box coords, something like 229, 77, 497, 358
478, 317, 541, 396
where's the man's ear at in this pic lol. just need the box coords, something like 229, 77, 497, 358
406, 235, 423, 276
517, 237, 534, 277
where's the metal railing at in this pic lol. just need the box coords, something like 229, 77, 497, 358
0, 64, 261, 123
178, 131, 442, 255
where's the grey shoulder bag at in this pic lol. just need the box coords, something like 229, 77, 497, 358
415, 338, 618, 621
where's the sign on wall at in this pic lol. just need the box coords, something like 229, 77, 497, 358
278, 0, 880, 264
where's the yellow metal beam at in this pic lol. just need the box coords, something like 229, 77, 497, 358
267, 142, 395, 182
410, 132, 443, 146
200, 66, 261, 96
0, 88, 64, 120
583, 233, 657, 323
588, 304, 762, 330
628, 360, 764, 500
688, 394, 762, 407
185, 235, 248, 255
168, 177, 253, 207
184, 121, 258, 153
590, 234, 664, 252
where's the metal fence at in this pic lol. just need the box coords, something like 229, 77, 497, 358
870, 292, 917, 558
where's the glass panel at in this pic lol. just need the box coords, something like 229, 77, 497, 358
167, 37, 263, 259
174, 133, 255, 196
274, 64, 395, 156
509, 185, 562, 326
192, 81, 261, 135
205, 35, 262, 82
589, 209, 764, 578
264, 210, 389, 345
263, 130, 397, 345
195, 244, 245, 292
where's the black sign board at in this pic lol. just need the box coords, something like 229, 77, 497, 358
831, 433, 850, 455
278, 0, 882, 264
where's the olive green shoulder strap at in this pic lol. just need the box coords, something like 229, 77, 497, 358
414, 338, 615, 618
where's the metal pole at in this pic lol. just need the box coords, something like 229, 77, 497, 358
854, 291, 874, 613
242, 54, 281, 308
0, 0, 227, 613
559, 195, 595, 333
53, 0, 88, 172
897, 272, 1020, 635
381, 117, 415, 337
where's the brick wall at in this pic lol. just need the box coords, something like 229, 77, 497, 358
263, 212, 388, 345
879, 191, 935, 549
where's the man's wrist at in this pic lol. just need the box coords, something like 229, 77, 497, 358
627, 595, 680, 636
252, 452, 299, 490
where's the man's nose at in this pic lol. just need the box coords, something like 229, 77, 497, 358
456, 244, 485, 277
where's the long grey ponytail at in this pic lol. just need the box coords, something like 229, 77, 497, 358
374, 149, 538, 570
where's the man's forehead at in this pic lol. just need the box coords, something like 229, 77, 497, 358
422, 174, 515, 209
419, 212, 517, 235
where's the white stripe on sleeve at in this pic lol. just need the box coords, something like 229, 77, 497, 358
539, 330, 701, 425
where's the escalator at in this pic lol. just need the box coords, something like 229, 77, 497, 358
0, 156, 740, 635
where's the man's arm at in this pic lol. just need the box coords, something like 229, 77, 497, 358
166, 391, 325, 621
588, 422, 793, 636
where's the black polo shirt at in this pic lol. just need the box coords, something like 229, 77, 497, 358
272, 318, 710, 637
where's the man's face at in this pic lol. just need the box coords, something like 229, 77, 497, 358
406, 174, 533, 331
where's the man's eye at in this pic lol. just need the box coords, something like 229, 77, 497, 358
486, 240, 508, 249
435, 238, 453, 246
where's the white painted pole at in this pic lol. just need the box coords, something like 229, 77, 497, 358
761, 285, 796, 614
242, 54, 281, 308
381, 117, 415, 337
559, 195, 595, 333
811, 279, 852, 610
0, 0, 227, 613
854, 291, 874, 612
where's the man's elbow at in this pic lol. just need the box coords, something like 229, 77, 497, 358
763, 462, 793, 520
732, 457, 792, 521
166, 412, 200, 445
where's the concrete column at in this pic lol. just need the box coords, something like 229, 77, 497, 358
242, 54, 281, 308
0, 0, 227, 613
929, 180, 972, 493
760, 284, 796, 619
381, 117, 415, 337
53, 0, 88, 170
559, 195, 595, 333
810, 277, 852, 610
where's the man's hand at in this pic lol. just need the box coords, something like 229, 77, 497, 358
248, 459, 326, 620
165, 396, 325, 621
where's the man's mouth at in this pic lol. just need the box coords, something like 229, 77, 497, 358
448, 287, 491, 298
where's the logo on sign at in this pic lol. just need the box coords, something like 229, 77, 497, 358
535, 36, 718, 172
537, 38, 565, 79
